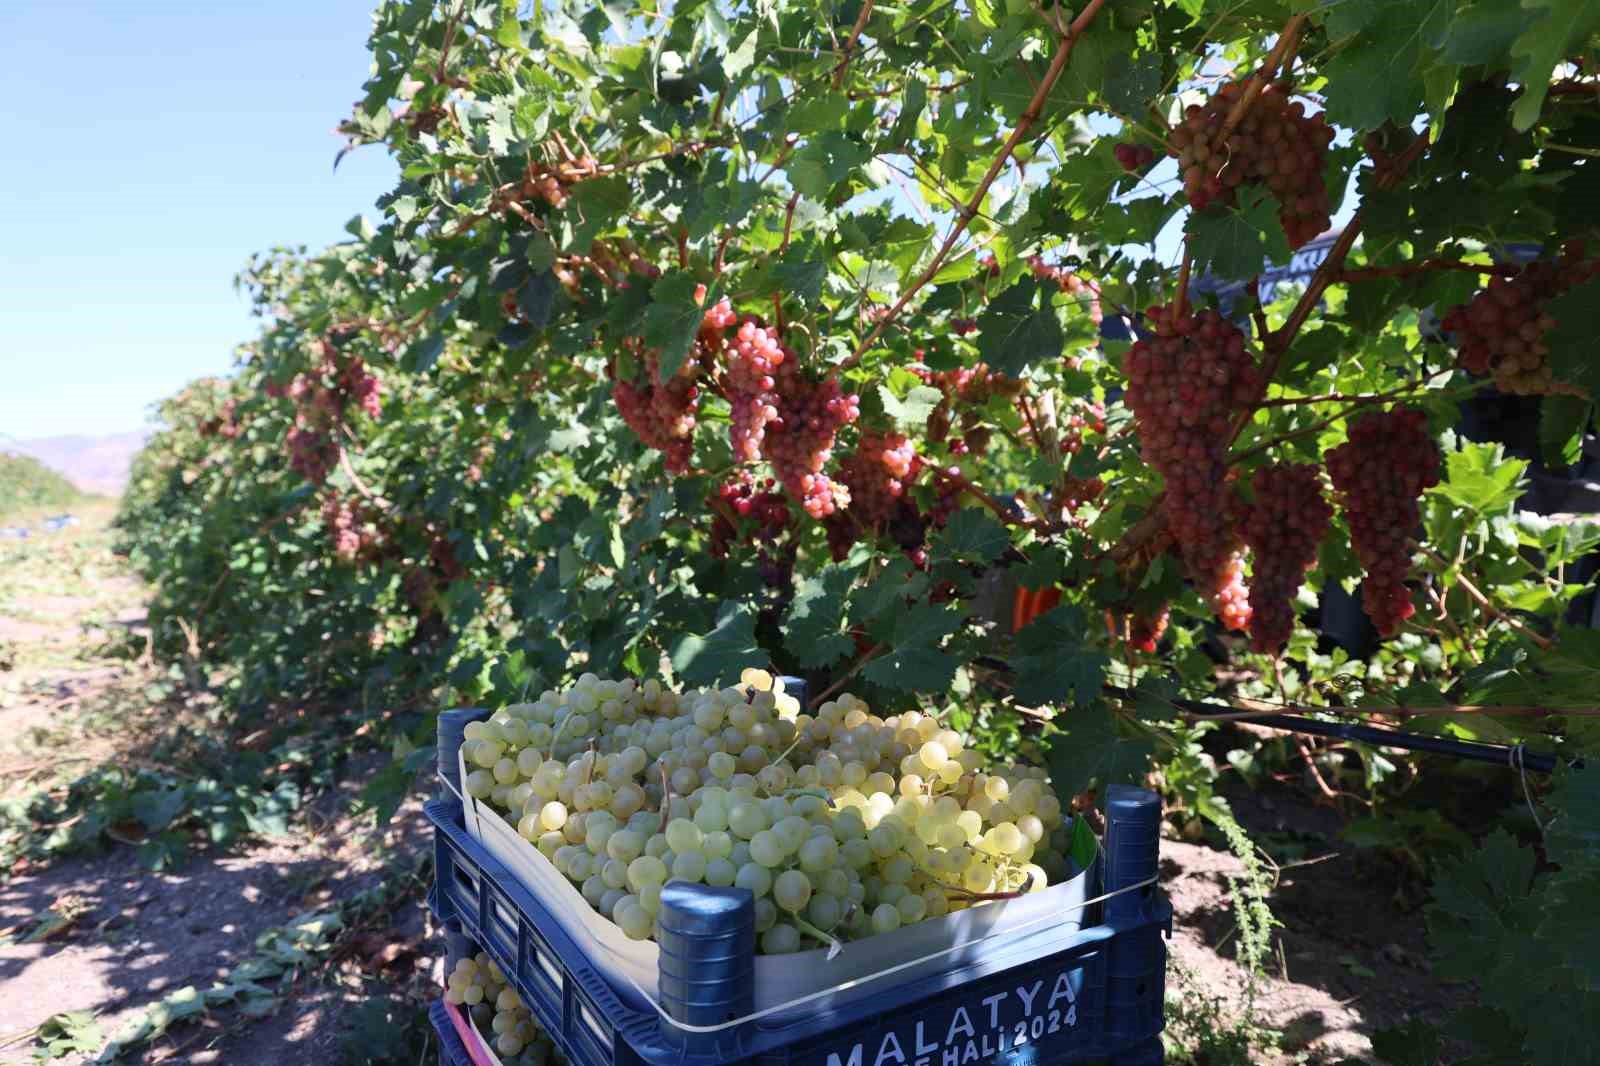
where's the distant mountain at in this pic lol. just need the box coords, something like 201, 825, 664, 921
5, 431, 149, 497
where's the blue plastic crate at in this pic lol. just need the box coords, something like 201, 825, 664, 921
426, 784, 1171, 1066
431, 998, 476, 1066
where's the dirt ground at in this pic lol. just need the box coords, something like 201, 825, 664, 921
0, 508, 1465, 1065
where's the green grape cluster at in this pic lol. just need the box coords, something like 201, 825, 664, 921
459, 669, 1074, 955
444, 952, 564, 1064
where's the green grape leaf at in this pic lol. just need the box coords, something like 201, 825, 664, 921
883, 78, 926, 150
1440, 0, 1525, 65
404, 332, 445, 374
1321, 3, 1449, 131
1425, 828, 1538, 979
1185, 187, 1292, 282
771, 244, 829, 307
788, 132, 870, 200
878, 383, 943, 432
1433, 441, 1529, 514
643, 272, 707, 382
850, 557, 928, 625
976, 277, 1063, 376
1539, 394, 1591, 468
860, 603, 962, 691
1010, 605, 1109, 708
1545, 762, 1600, 870
518, 271, 558, 329
670, 603, 765, 685
1510, 0, 1600, 131
783, 565, 858, 669
1542, 867, 1600, 989
1545, 275, 1600, 397
1043, 704, 1153, 792
935, 509, 1011, 565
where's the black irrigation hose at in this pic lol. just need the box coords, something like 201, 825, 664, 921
1097, 684, 1564, 774
1217, 713, 1556, 774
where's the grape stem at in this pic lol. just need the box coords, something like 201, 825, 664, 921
1335, 259, 1522, 283
794, 916, 845, 958
945, 872, 1034, 902
809, 643, 886, 710
1173, 242, 1192, 319
658, 762, 671, 833
1214, 14, 1309, 148
838, 0, 1109, 372
831, 0, 875, 88
1420, 547, 1555, 650
1234, 130, 1434, 449
928, 466, 1041, 530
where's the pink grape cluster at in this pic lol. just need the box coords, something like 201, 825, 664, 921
722, 317, 786, 462
708, 474, 791, 559
1236, 463, 1332, 654
611, 338, 701, 475
1325, 408, 1441, 637
320, 494, 384, 563
1122, 304, 1262, 632
1114, 142, 1157, 171
1167, 81, 1335, 249
1107, 605, 1170, 654
1441, 248, 1600, 395
837, 431, 920, 530
287, 425, 338, 485
764, 362, 860, 518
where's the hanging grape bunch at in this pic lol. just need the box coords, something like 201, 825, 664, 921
1325, 408, 1442, 636
1122, 304, 1263, 631
836, 431, 920, 531
609, 337, 702, 476
1440, 246, 1600, 395
1235, 463, 1332, 654
1168, 81, 1335, 249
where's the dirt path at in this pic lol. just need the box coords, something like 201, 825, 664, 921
0, 509, 441, 1064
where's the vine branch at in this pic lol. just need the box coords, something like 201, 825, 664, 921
832, 0, 875, 88
839, 0, 1109, 372
1215, 13, 1309, 146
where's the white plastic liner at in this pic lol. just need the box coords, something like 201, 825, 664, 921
456, 748, 1094, 1022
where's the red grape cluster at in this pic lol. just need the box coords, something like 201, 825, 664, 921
1122, 304, 1262, 631
1114, 142, 1157, 172
763, 361, 860, 518
837, 431, 920, 530
1235, 463, 1332, 654
1325, 408, 1442, 637
1167, 81, 1335, 249
707, 474, 791, 559
516, 154, 599, 210
199, 398, 242, 440
918, 363, 1021, 457
722, 316, 786, 462
316, 338, 384, 419
610, 339, 701, 475
1440, 249, 1600, 395
287, 425, 338, 485
1106, 605, 1170, 653
320, 494, 384, 563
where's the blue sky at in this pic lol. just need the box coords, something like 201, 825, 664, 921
0, 1, 397, 441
